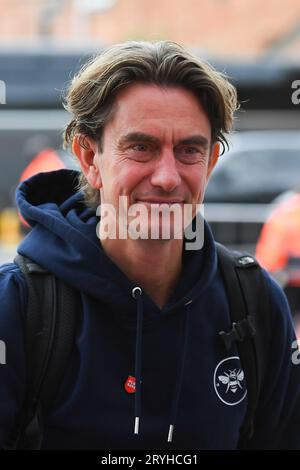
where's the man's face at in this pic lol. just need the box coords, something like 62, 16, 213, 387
90, 83, 218, 239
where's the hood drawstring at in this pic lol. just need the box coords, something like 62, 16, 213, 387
132, 286, 143, 436
167, 300, 192, 443
132, 287, 192, 444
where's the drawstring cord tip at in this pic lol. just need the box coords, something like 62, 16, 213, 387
167, 424, 174, 443
134, 416, 140, 435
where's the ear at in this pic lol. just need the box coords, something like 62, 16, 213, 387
72, 134, 102, 188
206, 142, 220, 181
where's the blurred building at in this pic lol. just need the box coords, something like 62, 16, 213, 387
0, 0, 300, 61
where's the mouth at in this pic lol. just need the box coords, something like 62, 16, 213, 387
134, 199, 185, 205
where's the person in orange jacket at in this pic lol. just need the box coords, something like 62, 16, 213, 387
256, 191, 300, 321
19, 148, 66, 182
19, 146, 78, 229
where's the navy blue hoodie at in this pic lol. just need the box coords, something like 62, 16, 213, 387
0, 169, 300, 450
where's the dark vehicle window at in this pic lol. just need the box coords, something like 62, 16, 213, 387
206, 149, 300, 202
224, 149, 300, 181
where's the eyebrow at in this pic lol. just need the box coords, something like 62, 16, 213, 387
118, 132, 160, 147
118, 132, 209, 148
177, 136, 209, 148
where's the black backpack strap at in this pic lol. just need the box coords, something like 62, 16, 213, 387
4, 254, 78, 450
216, 242, 271, 447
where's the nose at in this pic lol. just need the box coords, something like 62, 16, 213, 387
150, 149, 181, 193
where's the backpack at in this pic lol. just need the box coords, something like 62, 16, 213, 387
4, 243, 271, 450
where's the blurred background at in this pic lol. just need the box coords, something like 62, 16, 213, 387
0, 0, 300, 319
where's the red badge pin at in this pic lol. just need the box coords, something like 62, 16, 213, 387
125, 375, 136, 394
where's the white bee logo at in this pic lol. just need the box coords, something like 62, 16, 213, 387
218, 369, 244, 394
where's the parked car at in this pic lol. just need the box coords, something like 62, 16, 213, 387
204, 130, 300, 250
205, 130, 300, 204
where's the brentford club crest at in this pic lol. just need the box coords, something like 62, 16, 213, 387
214, 356, 247, 406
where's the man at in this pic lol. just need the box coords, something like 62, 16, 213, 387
0, 41, 300, 450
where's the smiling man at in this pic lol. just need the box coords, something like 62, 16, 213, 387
1, 41, 300, 450
73, 82, 219, 308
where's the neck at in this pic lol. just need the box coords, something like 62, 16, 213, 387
101, 237, 183, 309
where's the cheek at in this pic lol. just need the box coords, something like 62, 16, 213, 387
184, 167, 208, 199
106, 164, 146, 197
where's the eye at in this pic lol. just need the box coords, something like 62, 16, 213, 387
183, 147, 199, 154
127, 143, 154, 161
175, 146, 204, 162
132, 143, 149, 152
177, 146, 200, 154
